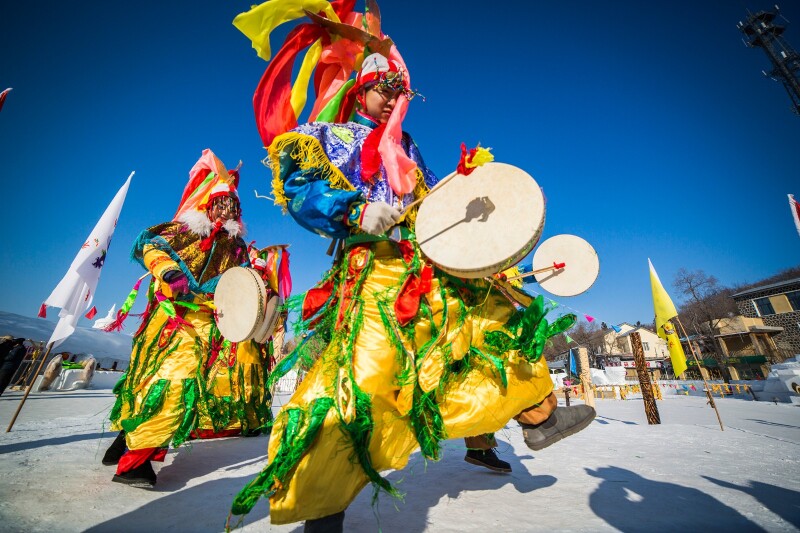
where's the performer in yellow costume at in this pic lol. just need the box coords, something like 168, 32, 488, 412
102, 150, 272, 487
231, 2, 595, 530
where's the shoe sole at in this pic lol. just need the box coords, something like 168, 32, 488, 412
524, 411, 596, 451
101, 459, 120, 466
111, 475, 156, 489
464, 456, 512, 473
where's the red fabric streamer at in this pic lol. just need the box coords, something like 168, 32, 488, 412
278, 248, 292, 299
457, 142, 479, 176
302, 278, 335, 321
38, 303, 47, 318
253, 0, 356, 147
199, 221, 223, 252
84, 306, 97, 320
394, 263, 433, 326
360, 123, 387, 183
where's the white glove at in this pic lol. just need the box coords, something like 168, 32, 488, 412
360, 201, 401, 236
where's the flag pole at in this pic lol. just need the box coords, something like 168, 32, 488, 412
675, 317, 724, 431
6, 341, 55, 432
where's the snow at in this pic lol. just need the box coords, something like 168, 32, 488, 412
0, 311, 131, 362
1, 389, 798, 532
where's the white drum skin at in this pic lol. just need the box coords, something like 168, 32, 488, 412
414, 162, 545, 279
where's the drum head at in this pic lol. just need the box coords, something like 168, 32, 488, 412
214, 267, 267, 342
253, 294, 283, 344
415, 162, 545, 278
532, 234, 599, 297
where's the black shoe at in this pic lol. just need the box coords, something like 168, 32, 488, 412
520, 405, 596, 451
304, 510, 345, 533
464, 448, 512, 473
112, 461, 157, 488
102, 431, 127, 466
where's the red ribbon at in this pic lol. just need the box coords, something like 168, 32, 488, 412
199, 221, 223, 252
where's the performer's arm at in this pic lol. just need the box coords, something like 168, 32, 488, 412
141, 244, 186, 298
282, 169, 364, 239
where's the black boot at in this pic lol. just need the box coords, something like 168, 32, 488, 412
102, 431, 127, 466
464, 448, 512, 473
304, 510, 345, 533
520, 405, 596, 451
112, 461, 157, 488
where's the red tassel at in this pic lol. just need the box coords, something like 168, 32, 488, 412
84, 306, 97, 320
457, 142, 479, 176
38, 303, 47, 318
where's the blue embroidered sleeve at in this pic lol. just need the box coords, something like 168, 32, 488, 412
283, 168, 364, 239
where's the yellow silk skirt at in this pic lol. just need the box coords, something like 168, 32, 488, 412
112, 302, 211, 450
267, 242, 553, 524
195, 340, 270, 434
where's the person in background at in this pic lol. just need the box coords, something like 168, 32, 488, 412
0, 338, 27, 395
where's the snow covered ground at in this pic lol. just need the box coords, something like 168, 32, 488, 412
0, 389, 798, 532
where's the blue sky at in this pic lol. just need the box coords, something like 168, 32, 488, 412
1, 0, 798, 332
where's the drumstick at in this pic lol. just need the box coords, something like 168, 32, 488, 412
399, 171, 461, 219
503, 262, 566, 282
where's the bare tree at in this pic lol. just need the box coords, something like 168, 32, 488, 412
673, 268, 738, 374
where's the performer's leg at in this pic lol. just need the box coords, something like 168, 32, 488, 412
101, 430, 127, 466
304, 510, 345, 533
515, 393, 595, 451
463, 434, 511, 473
112, 447, 164, 488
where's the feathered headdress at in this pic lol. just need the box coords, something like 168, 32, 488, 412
234, 0, 421, 196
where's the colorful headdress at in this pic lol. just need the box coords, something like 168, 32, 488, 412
173, 149, 242, 222
234, 0, 421, 196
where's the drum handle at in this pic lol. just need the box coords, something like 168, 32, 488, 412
503, 262, 566, 282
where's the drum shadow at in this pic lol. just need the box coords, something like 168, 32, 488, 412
418, 196, 495, 247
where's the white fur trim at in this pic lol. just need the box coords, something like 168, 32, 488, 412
176, 211, 245, 238
178, 211, 213, 237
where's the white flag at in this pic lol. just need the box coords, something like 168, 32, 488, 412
43, 173, 133, 348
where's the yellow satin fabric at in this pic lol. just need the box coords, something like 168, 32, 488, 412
195, 339, 269, 433
267, 242, 553, 524
112, 301, 210, 450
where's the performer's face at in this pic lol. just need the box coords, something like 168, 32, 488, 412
363, 84, 400, 124
208, 195, 240, 222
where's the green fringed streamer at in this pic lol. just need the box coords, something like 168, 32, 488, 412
231, 397, 334, 516
118, 283, 142, 316
111, 372, 127, 394
409, 386, 446, 460
547, 313, 577, 337
265, 337, 305, 391
341, 387, 399, 498
173, 300, 201, 312
484, 295, 577, 364
469, 347, 508, 389
120, 379, 170, 433
172, 378, 199, 446
159, 298, 178, 318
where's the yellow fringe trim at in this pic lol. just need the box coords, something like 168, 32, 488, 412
266, 132, 356, 211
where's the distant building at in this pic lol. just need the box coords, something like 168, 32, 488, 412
731, 277, 800, 357
549, 323, 669, 380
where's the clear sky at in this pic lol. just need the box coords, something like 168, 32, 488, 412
1, 0, 799, 332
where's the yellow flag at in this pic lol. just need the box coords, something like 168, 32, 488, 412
649, 259, 687, 377
660, 319, 688, 377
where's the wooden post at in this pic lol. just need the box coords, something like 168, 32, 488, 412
578, 347, 595, 408
676, 318, 724, 431
631, 332, 661, 425
6, 342, 54, 432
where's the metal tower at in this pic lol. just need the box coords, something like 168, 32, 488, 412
738, 6, 800, 114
